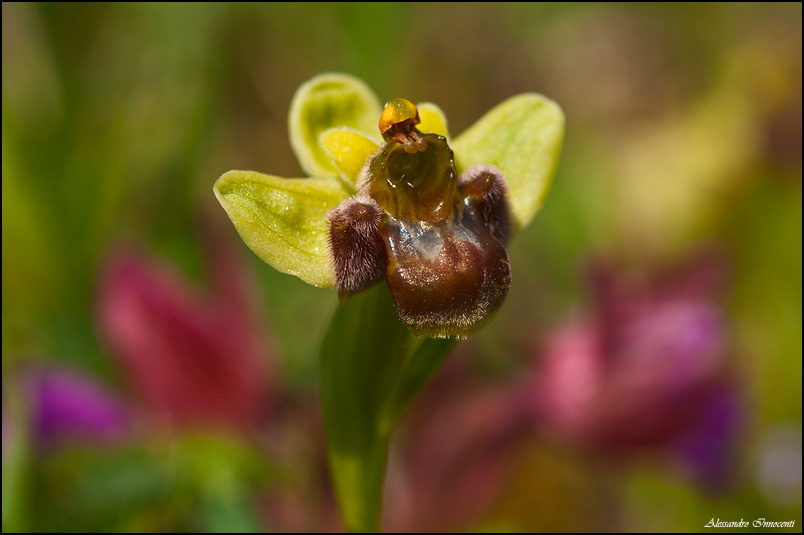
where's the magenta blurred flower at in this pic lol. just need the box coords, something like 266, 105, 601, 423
24, 365, 131, 448
527, 254, 741, 485
382, 356, 528, 532
96, 221, 270, 430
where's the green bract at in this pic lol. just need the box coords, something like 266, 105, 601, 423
214, 72, 565, 288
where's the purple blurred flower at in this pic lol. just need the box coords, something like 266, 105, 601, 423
24, 365, 131, 449
526, 254, 742, 485
96, 217, 271, 430
670, 380, 743, 490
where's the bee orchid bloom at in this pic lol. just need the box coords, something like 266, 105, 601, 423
214, 73, 563, 532
214, 73, 564, 338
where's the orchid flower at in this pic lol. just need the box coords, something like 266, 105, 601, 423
214, 72, 564, 531
215, 73, 563, 337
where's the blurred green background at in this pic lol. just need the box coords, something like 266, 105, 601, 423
2, 2, 801, 532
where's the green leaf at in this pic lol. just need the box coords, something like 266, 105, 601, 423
197, 494, 262, 534
320, 285, 456, 532
453, 94, 565, 231
377, 336, 456, 436
2, 397, 30, 533
173, 435, 271, 533
36, 445, 169, 532
289, 73, 382, 178
214, 170, 350, 287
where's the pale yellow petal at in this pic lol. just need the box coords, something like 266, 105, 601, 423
320, 127, 380, 187
416, 102, 450, 139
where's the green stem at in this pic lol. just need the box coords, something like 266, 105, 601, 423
320, 284, 456, 532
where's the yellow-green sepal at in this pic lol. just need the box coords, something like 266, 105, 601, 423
289, 73, 382, 179
453, 94, 565, 231
214, 170, 351, 287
